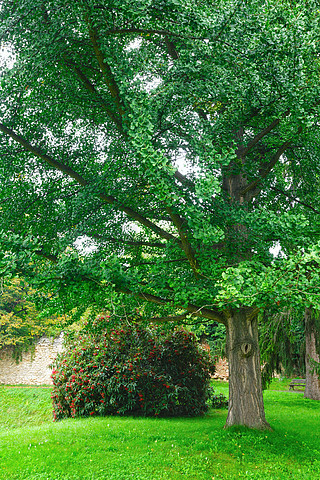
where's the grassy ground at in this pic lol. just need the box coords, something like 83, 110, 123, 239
0, 381, 319, 479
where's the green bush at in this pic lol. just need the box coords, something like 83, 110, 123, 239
51, 323, 214, 420
210, 392, 228, 409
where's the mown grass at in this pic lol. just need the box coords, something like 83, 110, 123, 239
0, 386, 52, 430
0, 381, 319, 479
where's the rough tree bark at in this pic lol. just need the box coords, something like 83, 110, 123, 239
224, 307, 271, 429
220, 153, 271, 428
304, 307, 320, 401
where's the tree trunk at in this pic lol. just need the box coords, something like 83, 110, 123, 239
225, 308, 271, 429
304, 307, 320, 400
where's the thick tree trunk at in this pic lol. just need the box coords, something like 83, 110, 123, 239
225, 308, 270, 429
304, 307, 320, 401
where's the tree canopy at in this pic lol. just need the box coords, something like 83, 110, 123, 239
0, 0, 320, 428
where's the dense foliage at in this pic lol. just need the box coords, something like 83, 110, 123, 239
51, 323, 214, 420
0, 277, 61, 355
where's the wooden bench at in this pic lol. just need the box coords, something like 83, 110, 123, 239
289, 379, 306, 390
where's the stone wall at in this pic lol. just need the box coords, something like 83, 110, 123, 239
0, 334, 228, 385
0, 334, 63, 385
201, 341, 229, 381
213, 357, 229, 381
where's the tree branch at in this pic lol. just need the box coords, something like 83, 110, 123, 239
32, 251, 224, 324
173, 170, 195, 188
240, 139, 294, 197
164, 36, 179, 60
118, 287, 225, 323
34, 249, 58, 263
240, 110, 290, 158
72, 64, 124, 132
166, 207, 199, 276
0, 123, 179, 243
86, 20, 125, 118
240, 118, 281, 157
270, 186, 320, 215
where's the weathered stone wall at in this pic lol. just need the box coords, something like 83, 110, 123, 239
0, 334, 63, 385
213, 357, 229, 381
200, 341, 229, 381
0, 335, 228, 385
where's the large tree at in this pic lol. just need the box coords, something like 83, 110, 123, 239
1, 0, 320, 428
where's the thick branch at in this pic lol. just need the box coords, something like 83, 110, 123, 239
119, 287, 225, 323
73, 65, 123, 132
0, 123, 87, 185
164, 36, 179, 59
0, 123, 179, 243
32, 250, 224, 323
240, 110, 290, 158
173, 170, 195, 188
34, 249, 58, 263
240, 139, 293, 197
86, 21, 125, 117
240, 118, 281, 157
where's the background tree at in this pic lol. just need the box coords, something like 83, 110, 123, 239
1, 0, 320, 428
304, 307, 320, 400
260, 307, 305, 385
0, 277, 61, 356
260, 305, 320, 399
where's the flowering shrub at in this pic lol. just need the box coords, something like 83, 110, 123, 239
51, 323, 214, 420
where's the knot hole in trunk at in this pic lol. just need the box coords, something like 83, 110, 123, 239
240, 342, 253, 357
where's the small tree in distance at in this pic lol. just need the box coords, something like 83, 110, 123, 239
0, 277, 61, 357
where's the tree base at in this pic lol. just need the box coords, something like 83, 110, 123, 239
224, 419, 272, 430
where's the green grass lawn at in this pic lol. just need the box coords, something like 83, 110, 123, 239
0, 381, 319, 480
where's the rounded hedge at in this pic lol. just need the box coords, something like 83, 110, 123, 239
51, 323, 214, 420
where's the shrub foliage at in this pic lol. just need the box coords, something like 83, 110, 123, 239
211, 392, 229, 409
51, 322, 214, 420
